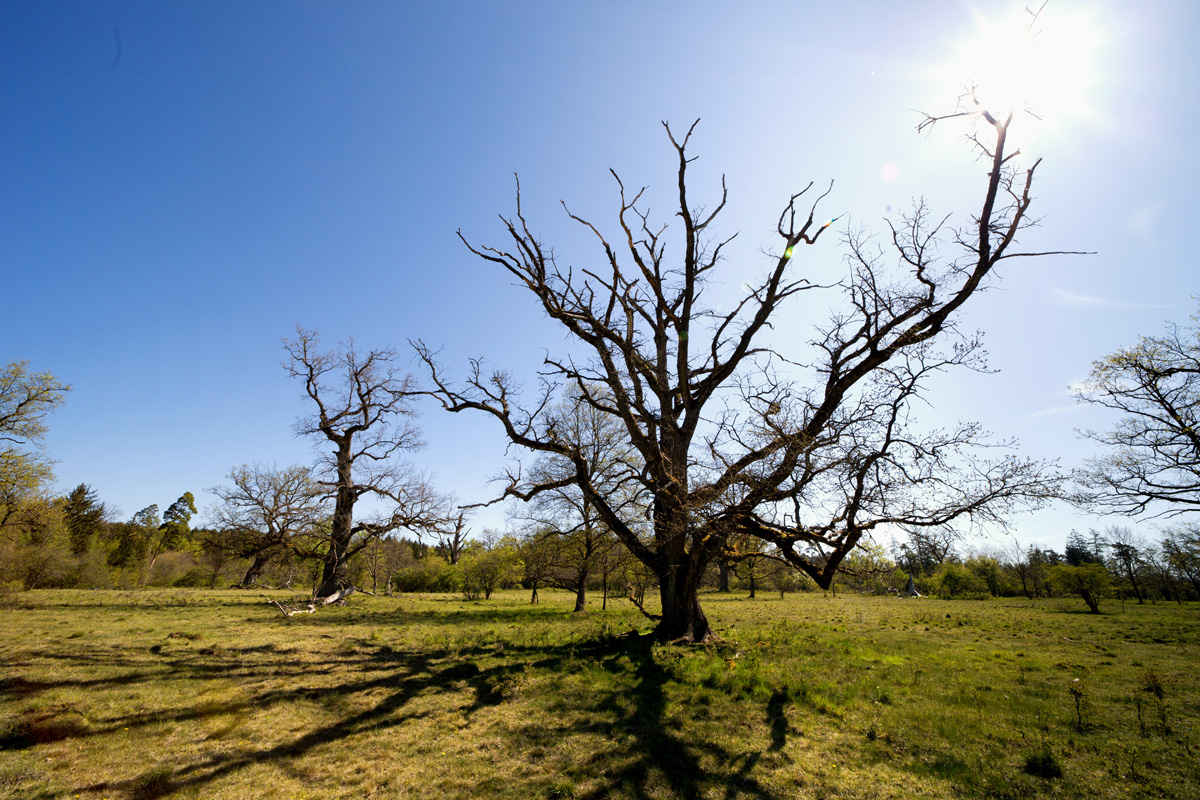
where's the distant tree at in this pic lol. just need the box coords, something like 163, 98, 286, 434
106, 505, 159, 573
0, 361, 69, 533
964, 553, 1008, 596
513, 391, 641, 612
145, 492, 196, 578
363, 535, 410, 595
1104, 525, 1148, 604
1064, 530, 1102, 567
1005, 540, 1036, 599
895, 529, 957, 578
0, 498, 71, 589
1072, 306, 1200, 516
1049, 563, 1112, 613
284, 327, 446, 598
933, 561, 988, 599
517, 529, 557, 603
434, 512, 470, 566
765, 556, 803, 597
728, 534, 769, 599
461, 531, 522, 600
61, 483, 109, 556
1161, 523, 1200, 598
834, 540, 896, 594
208, 464, 323, 588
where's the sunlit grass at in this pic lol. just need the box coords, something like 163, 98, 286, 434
1, 589, 1197, 798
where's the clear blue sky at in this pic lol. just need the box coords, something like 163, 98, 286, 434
3, 0, 1196, 552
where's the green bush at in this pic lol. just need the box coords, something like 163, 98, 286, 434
932, 562, 990, 599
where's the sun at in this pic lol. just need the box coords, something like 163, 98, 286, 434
938, 2, 1106, 128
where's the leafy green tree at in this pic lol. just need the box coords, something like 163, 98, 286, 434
965, 554, 1009, 596
0, 361, 69, 533
933, 562, 989, 599
835, 541, 897, 594
460, 532, 522, 600
1162, 523, 1200, 598
145, 493, 196, 578
1049, 563, 1112, 613
62, 483, 109, 556
106, 505, 159, 575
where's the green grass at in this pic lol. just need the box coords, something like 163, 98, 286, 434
1, 589, 1197, 799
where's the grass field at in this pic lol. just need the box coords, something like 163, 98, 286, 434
1, 588, 1197, 799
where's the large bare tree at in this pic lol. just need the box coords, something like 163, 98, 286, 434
207, 463, 324, 588
285, 327, 445, 599
1072, 307, 1200, 517
418, 111, 1066, 641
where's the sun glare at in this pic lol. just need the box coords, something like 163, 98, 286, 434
939, 3, 1105, 129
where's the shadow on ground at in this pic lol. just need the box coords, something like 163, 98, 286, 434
10, 622, 791, 800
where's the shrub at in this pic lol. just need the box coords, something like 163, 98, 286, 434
932, 562, 990, 599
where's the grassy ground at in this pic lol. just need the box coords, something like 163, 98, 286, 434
1, 588, 1197, 800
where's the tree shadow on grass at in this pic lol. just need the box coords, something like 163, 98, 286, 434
15, 629, 787, 800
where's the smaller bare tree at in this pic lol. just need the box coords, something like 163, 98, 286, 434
208, 463, 324, 588
285, 327, 447, 599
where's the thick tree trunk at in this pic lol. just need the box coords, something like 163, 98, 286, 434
653, 563, 712, 642
238, 553, 270, 588
316, 447, 356, 598
573, 565, 589, 612
718, 560, 730, 592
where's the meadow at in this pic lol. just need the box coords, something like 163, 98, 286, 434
1, 589, 1197, 800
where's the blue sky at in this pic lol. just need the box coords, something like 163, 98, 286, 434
3, 0, 1196, 552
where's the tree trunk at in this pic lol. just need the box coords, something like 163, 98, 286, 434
238, 553, 270, 588
573, 565, 589, 612
718, 560, 730, 592
316, 446, 356, 598
654, 564, 712, 642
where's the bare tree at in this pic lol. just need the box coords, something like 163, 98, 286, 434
418, 109, 1065, 641
434, 512, 470, 565
285, 327, 445, 599
1072, 307, 1200, 517
207, 463, 324, 588
513, 390, 643, 612
1104, 525, 1148, 604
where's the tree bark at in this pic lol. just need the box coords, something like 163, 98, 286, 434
316, 447, 356, 598
238, 553, 270, 588
656, 571, 712, 642
573, 564, 589, 612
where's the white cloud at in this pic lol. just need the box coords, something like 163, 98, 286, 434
1050, 287, 1109, 308
1047, 287, 1175, 311
1028, 403, 1079, 419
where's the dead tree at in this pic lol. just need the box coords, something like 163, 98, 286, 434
285, 328, 446, 599
418, 111, 1070, 642
207, 463, 323, 588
